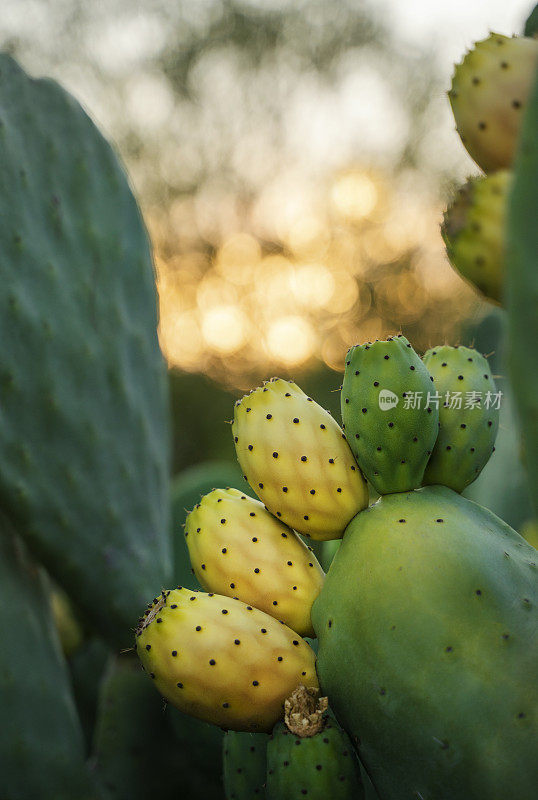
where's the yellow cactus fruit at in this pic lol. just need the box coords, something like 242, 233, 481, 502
185, 488, 325, 637
135, 588, 319, 733
232, 378, 368, 541
449, 33, 538, 172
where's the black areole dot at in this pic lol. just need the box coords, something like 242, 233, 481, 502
223, 702, 229, 708
254, 568, 260, 573
259, 483, 264, 488
388, 422, 394, 428
156, 618, 162, 623
373, 381, 379, 386
362, 408, 367, 414
281, 532, 288, 538
293, 418, 299, 423
273, 452, 278, 458
282, 486, 288, 492
384, 355, 389, 360
266, 414, 272, 419
209, 659, 216, 665
285, 392, 291, 396
337, 487, 342, 493
310, 489, 315, 494
234, 639, 240, 645
436, 518, 444, 523
287, 561, 292, 566
150, 673, 155, 679
230, 583, 235, 588
328, 458, 334, 463
145, 644, 151, 651
410, 365, 415, 370
222, 609, 228, 614
196, 625, 201, 631
277, 656, 283, 661
177, 682, 183, 688
273, 600, 278, 606
172, 650, 177, 657
252, 680, 259, 686
220, 518, 226, 524
234, 436, 238, 442
250, 512, 256, 517
398, 519, 406, 523
222, 548, 227, 553
261, 628, 267, 633
293, 640, 299, 646
320, 424, 326, 429
171, 604, 177, 609
248, 444, 253, 451
300, 455, 307, 462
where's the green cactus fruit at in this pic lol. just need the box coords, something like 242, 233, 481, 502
171, 460, 251, 588
0, 55, 170, 647
185, 488, 325, 637
312, 486, 538, 800
0, 519, 101, 799
449, 33, 538, 172
422, 345, 499, 491
136, 587, 319, 732
93, 656, 223, 799
442, 171, 511, 304
341, 335, 439, 494
266, 712, 363, 800
232, 378, 368, 541
223, 731, 268, 800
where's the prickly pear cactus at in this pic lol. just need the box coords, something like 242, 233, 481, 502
0, 520, 100, 799
442, 171, 511, 304
93, 656, 224, 800
136, 587, 318, 732
449, 33, 538, 172
185, 488, 325, 636
507, 58, 538, 515
422, 345, 499, 491
0, 55, 170, 646
266, 717, 363, 800
223, 731, 268, 800
313, 486, 538, 800
341, 336, 439, 494
232, 378, 368, 540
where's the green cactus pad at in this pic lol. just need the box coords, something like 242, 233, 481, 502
0, 520, 100, 799
341, 336, 439, 494
313, 486, 538, 800
0, 55, 170, 646
266, 719, 363, 800
93, 656, 223, 800
507, 65, 538, 515
441, 171, 510, 304
223, 731, 268, 799
422, 345, 499, 492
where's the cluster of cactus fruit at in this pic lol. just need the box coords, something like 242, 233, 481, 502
137, 334, 537, 799
0, 6, 537, 800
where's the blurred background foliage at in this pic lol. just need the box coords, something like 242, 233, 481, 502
0, 0, 533, 502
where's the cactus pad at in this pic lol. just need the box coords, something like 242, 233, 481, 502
422, 345, 499, 491
0, 55, 170, 645
232, 378, 368, 540
341, 336, 439, 494
136, 587, 319, 732
449, 33, 538, 172
313, 486, 538, 799
185, 488, 325, 636
0, 520, 99, 799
